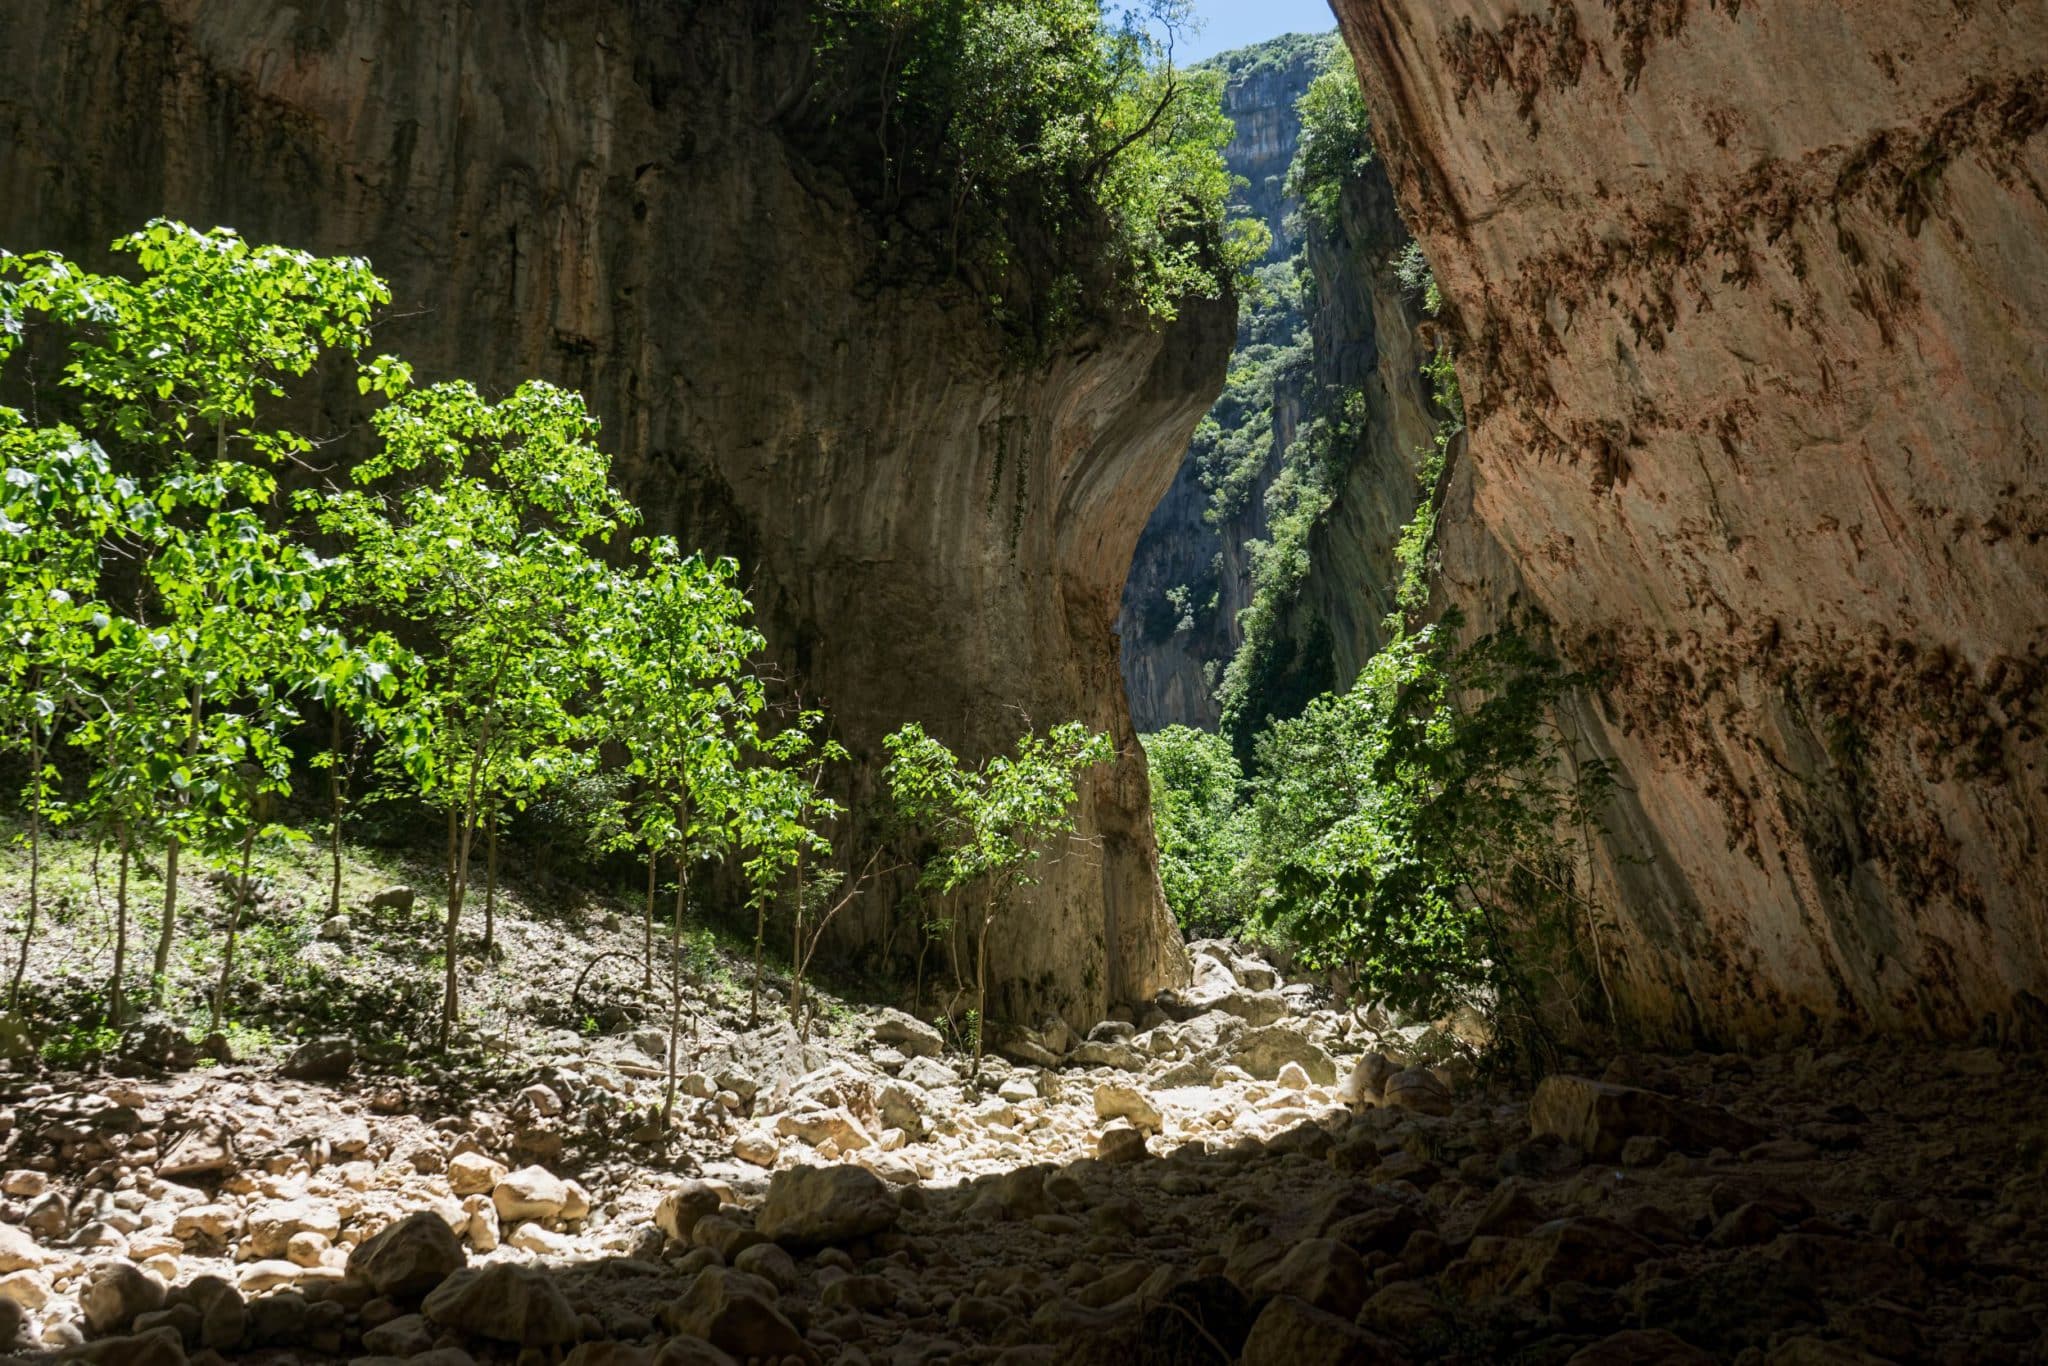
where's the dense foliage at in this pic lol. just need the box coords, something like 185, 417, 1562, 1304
0, 222, 1107, 1073
804, 0, 1266, 340
1146, 621, 1613, 1061
1139, 726, 1248, 938
1141, 42, 1609, 1061
884, 720, 1112, 1066
1288, 44, 1374, 235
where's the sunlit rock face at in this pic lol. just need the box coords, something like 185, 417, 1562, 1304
1, 0, 1241, 1022
1332, 0, 2048, 1043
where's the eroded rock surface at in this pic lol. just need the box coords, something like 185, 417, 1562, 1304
1331, 0, 2048, 1043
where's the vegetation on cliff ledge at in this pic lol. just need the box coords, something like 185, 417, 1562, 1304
805, 0, 1268, 341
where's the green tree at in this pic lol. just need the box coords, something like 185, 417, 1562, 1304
596, 541, 764, 1122
310, 377, 636, 1048
807, 0, 1263, 337
0, 429, 144, 1009
2, 222, 389, 1020
1139, 725, 1250, 937
883, 719, 1112, 1068
1287, 42, 1374, 235
732, 709, 846, 1029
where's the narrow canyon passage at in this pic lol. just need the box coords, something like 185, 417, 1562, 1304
0, 0, 2043, 1363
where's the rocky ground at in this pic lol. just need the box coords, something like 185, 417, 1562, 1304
0, 935, 2040, 1365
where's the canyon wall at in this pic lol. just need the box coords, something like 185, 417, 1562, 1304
1332, 0, 2048, 1043
0, 0, 1238, 1025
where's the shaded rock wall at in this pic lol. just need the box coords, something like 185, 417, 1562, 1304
1332, 0, 2048, 1042
1, 0, 1238, 1024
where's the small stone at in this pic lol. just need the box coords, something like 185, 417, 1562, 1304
1275, 1061, 1311, 1091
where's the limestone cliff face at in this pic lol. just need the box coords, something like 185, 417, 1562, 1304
1333, 0, 2048, 1042
1, 0, 1236, 1023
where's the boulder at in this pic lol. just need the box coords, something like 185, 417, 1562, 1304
1240, 1296, 1401, 1366
1097, 1124, 1148, 1164
1252, 1239, 1372, 1319
281, 1037, 355, 1082
773, 1103, 874, 1151
1229, 1026, 1337, 1084
1092, 1083, 1162, 1133
365, 885, 416, 913
872, 1009, 945, 1058
245, 1198, 341, 1260
661, 1268, 816, 1365
346, 1211, 465, 1300
655, 1182, 723, 1242
1383, 1068, 1452, 1117
899, 1055, 957, 1091
1530, 1076, 1766, 1161
1337, 1053, 1396, 1107
445, 1151, 506, 1197
1443, 1217, 1661, 1300
493, 1165, 569, 1222
81, 1260, 166, 1336
423, 1264, 579, 1347
0, 1225, 44, 1273
755, 1164, 899, 1248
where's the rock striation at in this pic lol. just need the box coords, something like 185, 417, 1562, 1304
0, 0, 1239, 1024
1332, 0, 2048, 1042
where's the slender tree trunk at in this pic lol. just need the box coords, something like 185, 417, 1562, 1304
643, 856, 656, 993
482, 807, 499, 955
328, 709, 345, 919
11, 720, 45, 1013
661, 807, 688, 1127
211, 824, 256, 1032
440, 727, 491, 1050
790, 879, 806, 1033
973, 897, 994, 1074
152, 681, 203, 1007
109, 823, 132, 1029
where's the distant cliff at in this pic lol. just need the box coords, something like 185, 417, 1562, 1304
1119, 33, 1438, 743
